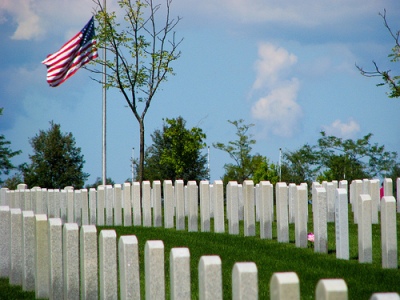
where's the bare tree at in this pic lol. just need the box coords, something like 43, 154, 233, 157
92, 0, 182, 182
356, 9, 400, 98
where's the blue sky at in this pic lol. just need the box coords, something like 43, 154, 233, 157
1, 0, 400, 185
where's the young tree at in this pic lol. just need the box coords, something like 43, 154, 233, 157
22, 122, 89, 189
251, 155, 280, 185
142, 116, 208, 183
0, 108, 21, 186
282, 144, 319, 186
93, 0, 182, 182
85, 176, 115, 189
2, 173, 24, 190
316, 131, 397, 182
357, 10, 400, 98
213, 119, 258, 184
283, 131, 398, 183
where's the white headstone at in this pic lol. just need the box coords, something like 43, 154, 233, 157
19, 189, 27, 211
142, 181, 152, 227
74, 190, 82, 225
238, 184, 244, 221
243, 180, 255, 236
199, 255, 222, 300
53, 189, 61, 218
270, 272, 300, 300
9, 190, 15, 209
22, 211, 35, 291
339, 180, 347, 191
397, 178, 400, 213
163, 180, 174, 228
66, 189, 74, 223
80, 225, 98, 300
114, 184, 122, 226
175, 180, 185, 230
351, 180, 362, 224
255, 184, 259, 222
370, 179, 380, 224
370, 293, 400, 300
105, 185, 114, 225
0, 206, 10, 278
288, 183, 297, 224
15, 190, 22, 209
315, 279, 347, 300
214, 180, 225, 233
312, 182, 322, 214
381, 196, 397, 269
119, 235, 140, 300
259, 181, 273, 239
200, 181, 210, 232
335, 188, 349, 260
47, 189, 55, 218
227, 181, 239, 235
97, 186, 105, 226
170, 247, 191, 300
184, 185, 188, 217
81, 189, 89, 225
32, 187, 43, 214
295, 185, 308, 248
122, 183, 132, 226
326, 182, 335, 222
35, 214, 50, 298
188, 181, 198, 232
63, 223, 80, 299
358, 194, 372, 263
10, 208, 22, 285
276, 182, 289, 243
60, 190, 67, 223
383, 178, 393, 196
48, 218, 63, 300
132, 182, 142, 226
145, 240, 165, 300
209, 184, 214, 218
99, 230, 118, 299
153, 181, 162, 227
89, 188, 97, 225
314, 187, 327, 253
232, 262, 258, 300
24, 189, 32, 212
0, 188, 9, 206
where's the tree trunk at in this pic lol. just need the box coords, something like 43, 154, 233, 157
139, 119, 145, 183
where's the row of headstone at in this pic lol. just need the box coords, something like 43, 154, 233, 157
1, 208, 397, 299
309, 179, 398, 268
0, 180, 291, 237
1, 178, 398, 269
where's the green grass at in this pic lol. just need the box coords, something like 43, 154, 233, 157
0, 278, 37, 299
2, 204, 400, 299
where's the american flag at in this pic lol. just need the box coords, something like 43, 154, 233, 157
42, 17, 98, 87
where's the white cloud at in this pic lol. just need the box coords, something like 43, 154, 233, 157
0, 0, 42, 40
251, 79, 302, 137
322, 119, 361, 139
0, 0, 110, 40
174, 0, 396, 27
253, 43, 297, 89
250, 43, 302, 137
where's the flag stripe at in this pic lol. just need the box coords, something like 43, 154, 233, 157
48, 47, 98, 86
42, 17, 98, 87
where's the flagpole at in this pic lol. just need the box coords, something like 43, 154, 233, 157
102, 0, 107, 186
279, 147, 282, 182
207, 146, 210, 181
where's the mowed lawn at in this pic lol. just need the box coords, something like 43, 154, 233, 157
2, 204, 400, 299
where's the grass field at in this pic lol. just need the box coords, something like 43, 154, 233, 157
1, 204, 400, 299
